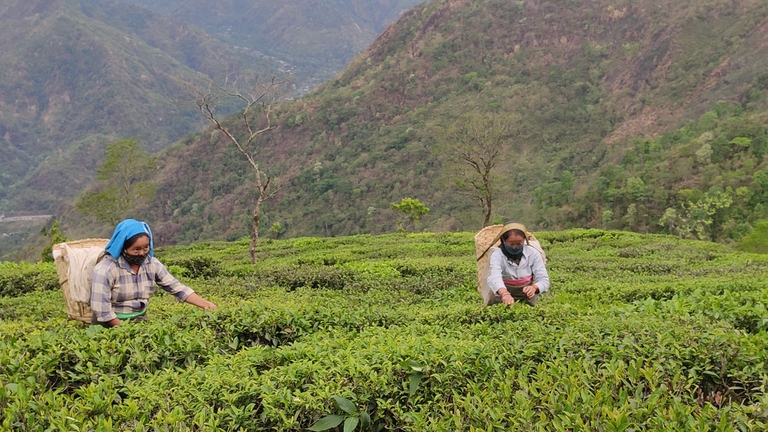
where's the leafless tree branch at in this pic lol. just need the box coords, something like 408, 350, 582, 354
183, 72, 288, 263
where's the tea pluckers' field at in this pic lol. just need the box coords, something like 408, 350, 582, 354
0, 229, 767, 430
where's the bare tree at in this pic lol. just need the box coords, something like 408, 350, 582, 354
443, 113, 513, 227
186, 73, 286, 263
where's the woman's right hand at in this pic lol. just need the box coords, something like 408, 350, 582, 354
200, 300, 218, 310
500, 291, 514, 306
185, 293, 218, 310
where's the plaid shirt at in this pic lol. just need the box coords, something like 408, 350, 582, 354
91, 255, 194, 322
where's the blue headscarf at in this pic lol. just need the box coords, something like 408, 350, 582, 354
105, 219, 154, 259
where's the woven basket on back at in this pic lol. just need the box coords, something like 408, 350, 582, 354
52, 238, 109, 324
474, 225, 547, 306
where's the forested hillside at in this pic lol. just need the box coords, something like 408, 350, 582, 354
0, 0, 270, 213
118, 0, 426, 84
119, 0, 768, 246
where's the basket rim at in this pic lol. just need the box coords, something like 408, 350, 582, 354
53, 238, 109, 251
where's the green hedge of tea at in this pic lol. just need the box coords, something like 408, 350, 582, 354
0, 262, 58, 298
1, 230, 766, 430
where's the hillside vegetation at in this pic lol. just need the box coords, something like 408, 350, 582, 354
0, 0, 271, 213
118, 0, 426, 82
110, 0, 768, 247
1, 230, 766, 429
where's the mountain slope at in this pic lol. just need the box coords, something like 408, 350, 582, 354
117, 0, 426, 82
0, 0, 271, 213
114, 0, 768, 246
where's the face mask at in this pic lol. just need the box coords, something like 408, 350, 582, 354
501, 243, 524, 260
122, 251, 148, 266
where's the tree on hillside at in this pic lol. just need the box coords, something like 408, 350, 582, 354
658, 190, 733, 240
390, 198, 429, 232
269, 221, 285, 239
76, 138, 157, 225
185, 73, 287, 263
441, 113, 514, 227
737, 219, 768, 253
40, 218, 68, 263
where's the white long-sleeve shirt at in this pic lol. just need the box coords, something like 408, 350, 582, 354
487, 245, 550, 294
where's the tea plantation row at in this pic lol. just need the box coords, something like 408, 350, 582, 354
0, 230, 766, 431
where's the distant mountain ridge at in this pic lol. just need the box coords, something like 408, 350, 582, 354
117, 0, 425, 82
0, 0, 269, 212
0, 0, 426, 218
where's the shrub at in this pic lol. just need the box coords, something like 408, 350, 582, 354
0, 262, 58, 297
161, 256, 221, 279
737, 219, 768, 253
251, 264, 356, 291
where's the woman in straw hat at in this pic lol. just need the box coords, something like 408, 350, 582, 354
91, 218, 217, 327
487, 222, 549, 306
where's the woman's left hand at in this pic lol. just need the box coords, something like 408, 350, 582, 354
522, 285, 537, 298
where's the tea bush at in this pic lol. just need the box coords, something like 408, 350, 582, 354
161, 255, 222, 279
0, 230, 767, 430
0, 262, 58, 297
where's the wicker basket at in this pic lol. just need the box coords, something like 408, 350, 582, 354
474, 225, 547, 306
475, 225, 505, 306
52, 238, 109, 324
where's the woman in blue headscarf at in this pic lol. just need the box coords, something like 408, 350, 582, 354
90, 219, 217, 327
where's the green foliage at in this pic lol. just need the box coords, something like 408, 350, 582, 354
39, 219, 67, 263
390, 198, 430, 232
308, 396, 372, 432
269, 222, 285, 240
76, 138, 157, 225
160, 256, 221, 279
0, 262, 58, 298
657, 190, 733, 240
1, 230, 767, 430
737, 219, 768, 253
544, 97, 768, 240
730, 137, 753, 148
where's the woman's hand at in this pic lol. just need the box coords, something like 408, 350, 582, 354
185, 293, 218, 310
199, 300, 218, 310
522, 285, 538, 298
499, 289, 515, 306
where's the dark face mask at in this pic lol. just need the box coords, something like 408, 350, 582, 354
501, 243, 524, 260
122, 251, 148, 266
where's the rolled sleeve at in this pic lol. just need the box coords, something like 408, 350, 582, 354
91, 261, 116, 322
152, 258, 194, 302
486, 249, 506, 294
530, 252, 550, 293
